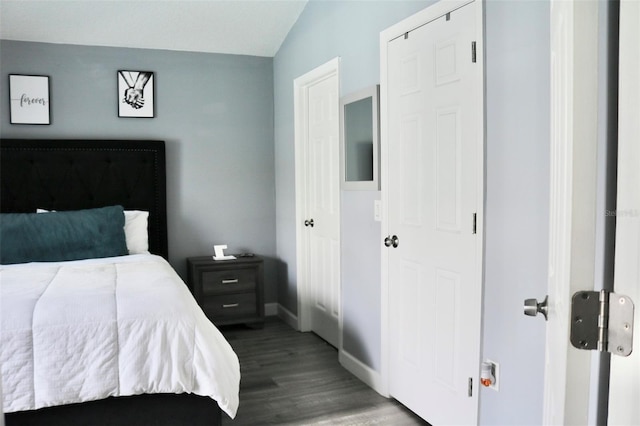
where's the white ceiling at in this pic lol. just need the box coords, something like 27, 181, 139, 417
0, 0, 308, 57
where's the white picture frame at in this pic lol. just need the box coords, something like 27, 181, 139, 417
9, 74, 51, 125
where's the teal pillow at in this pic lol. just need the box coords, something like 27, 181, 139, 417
0, 206, 128, 265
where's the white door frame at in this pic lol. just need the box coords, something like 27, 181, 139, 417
543, 1, 600, 424
293, 57, 342, 341
379, 0, 484, 399
608, 1, 640, 424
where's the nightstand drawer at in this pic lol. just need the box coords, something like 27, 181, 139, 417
202, 269, 256, 295
187, 255, 264, 327
202, 293, 257, 319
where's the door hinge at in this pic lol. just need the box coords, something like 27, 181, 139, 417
570, 290, 635, 356
468, 377, 473, 397
472, 213, 477, 234
471, 41, 477, 63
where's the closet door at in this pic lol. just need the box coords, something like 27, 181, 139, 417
384, 2, 483, 424
294, 58, 341, 349
305, 72, 341, 348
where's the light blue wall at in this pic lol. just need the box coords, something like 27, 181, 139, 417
274, 0, 551, 424
0, 41, 278, 302
481, 1, 549, 424
273, 0, 434, 371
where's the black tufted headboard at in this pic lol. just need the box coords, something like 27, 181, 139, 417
0, 139, 168, 259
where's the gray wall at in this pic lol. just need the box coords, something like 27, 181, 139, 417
274, 0, 550, 424
0, 41, 278, 303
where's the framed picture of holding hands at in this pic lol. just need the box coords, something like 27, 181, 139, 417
118, 70, 155, 118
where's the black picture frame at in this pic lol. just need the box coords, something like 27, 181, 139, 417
9, 74, 51, 125
117, 70, 155, 118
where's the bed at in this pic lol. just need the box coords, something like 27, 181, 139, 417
0, 139, 239, 425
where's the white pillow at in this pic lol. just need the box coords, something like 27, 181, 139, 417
123, 210, 149, 254
37, 208, 149, 255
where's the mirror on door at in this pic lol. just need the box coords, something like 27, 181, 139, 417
340, 85, 380, 190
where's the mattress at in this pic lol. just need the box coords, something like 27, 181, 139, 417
0, 254, 240, 418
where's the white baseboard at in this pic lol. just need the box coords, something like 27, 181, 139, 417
264, 303, 278, 317
339, 350, 388, 397
267, 305, 388, 397
276, 304, 298, 330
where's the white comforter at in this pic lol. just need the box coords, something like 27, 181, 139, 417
0, 254, 240, 418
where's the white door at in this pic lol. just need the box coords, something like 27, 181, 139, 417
608, 1, 640, 424
294, 59, 341, 348
383, 2, 483, 424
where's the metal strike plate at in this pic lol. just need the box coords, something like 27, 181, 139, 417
570, 290, 634, 356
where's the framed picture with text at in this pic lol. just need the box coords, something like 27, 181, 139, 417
118, 70, 155, 118
9, 74, 51, 125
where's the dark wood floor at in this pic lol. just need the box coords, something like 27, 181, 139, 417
220, 318, 428, 425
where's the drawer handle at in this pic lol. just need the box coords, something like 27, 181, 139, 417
222, 303, 240, 308
221, 279, 239, 284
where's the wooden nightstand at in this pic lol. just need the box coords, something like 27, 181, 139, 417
186, 255, 264, 327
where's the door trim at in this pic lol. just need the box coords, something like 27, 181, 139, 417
379, 0, 485, 401
293, 57, 342, 340
608, 1, 640, 424
543, 1, 599, 424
